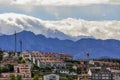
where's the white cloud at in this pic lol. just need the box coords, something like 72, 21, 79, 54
0, 13, 120, 41
110, 0, 120, 4
0, 0, 119, 7
11, 0, 109, 6
45, 18, 120, 40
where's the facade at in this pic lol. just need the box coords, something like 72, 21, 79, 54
77, 60, 120, 74
44, 74, 59, 80
22, 51, 73, 63
90, 68, 113, 80
31, 52, 66, 68
37, 59, 66, 68
77, 60, 120, 80
53, 69, 69, 74
0, 64, 31, 80
22, 51, 31, 60
59, 54, 73, 61
78, 68, 113, 80
0, 57, 18, 65
14, 64, 31, 78
111, 70, 120, 80
78, 74, 91, 80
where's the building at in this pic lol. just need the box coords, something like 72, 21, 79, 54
0, 57, 18, 65
77, 60, 120, 74
22, 51, 31, 60
22, 51, 73, 63
111, 70, 120, 80
43, 74, 59, 80
58, 54, 72, 61
37, 59, 66, 68
0, 64, 31, 80
78, 68, 113, 80
78, 74, 91, 80
31, 52, 66, 68
14, 64, 31, 78
77, 59, 120, 80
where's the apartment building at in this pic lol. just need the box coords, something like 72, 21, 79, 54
0, 64, 31, 80
31, 52, 66, 68
78, 68, 113, 80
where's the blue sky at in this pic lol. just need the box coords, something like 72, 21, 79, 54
0, 0, 120, 21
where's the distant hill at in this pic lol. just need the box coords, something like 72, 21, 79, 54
0, 31, 120, 59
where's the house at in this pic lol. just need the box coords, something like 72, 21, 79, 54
31, 52, 73, 63
53, 69, 69, 74
111, 70, 120, 80
59, 54, 73, 61
43, 74, 59, 80
90, 68, 113, 80
31, 52, 66, 68
1, 57, 18, 65
70, 72, 77, 75
14, 64, 31, 78
22, 51, 31, 60
59, 69, 69, 74
93, 61, 120, 70
37, 58, 66, 68
77, 60, 120, 74
77, 74, 91, 80
78, 68, 113, 80
3, 52, 9, 58
0, 64, 31, 80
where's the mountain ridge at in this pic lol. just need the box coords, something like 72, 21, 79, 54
0, 31, 120, 59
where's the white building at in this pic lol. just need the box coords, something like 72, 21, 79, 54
37, 59, 66, 68
31, 52, 66, 68
44, 74, 59, 80
22, 51, 31, 60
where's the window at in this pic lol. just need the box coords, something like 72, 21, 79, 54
106, 76, 109, 79
102, 74, 105, 76
95, 74, 98, 77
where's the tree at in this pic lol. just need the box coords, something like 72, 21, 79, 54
6, 64, 14, 72
0, 66, 2, 74
19, 57, 25, 63
0, 51, 3, 61
77, 67, 82, 74
20, 58, 25, 63
9, 74, 15, 80
32, 75, 39, 80
60, 77, 68, 80
16, 75, 22, 80
2, 66, 9, 72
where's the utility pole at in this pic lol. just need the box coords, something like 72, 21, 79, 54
84, 51, 90, 66
19, 39, 22, 52
14, 31, 18, 57
85, 51, 90, 72
14, 31, 17, 52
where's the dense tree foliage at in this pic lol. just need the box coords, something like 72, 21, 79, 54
0, 64, 14, 72
0, 51, 3, 61
9, 74, 15, 80
32, 75, 39, 80
16, 75, 22, 80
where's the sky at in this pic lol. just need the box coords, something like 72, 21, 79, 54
0, 0, 120, 41
0, 0, 120, 20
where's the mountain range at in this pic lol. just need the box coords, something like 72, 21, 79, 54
0, 13, 120, 59
0, 31, 120, 59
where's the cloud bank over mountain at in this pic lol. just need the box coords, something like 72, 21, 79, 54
0, 13, 120, 41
